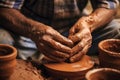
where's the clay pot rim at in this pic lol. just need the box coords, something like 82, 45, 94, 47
85, 68, 120, 79
98, 39, 120, 57
0, 44, 17, 59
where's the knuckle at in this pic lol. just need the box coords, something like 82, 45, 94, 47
41, 35, 50, 41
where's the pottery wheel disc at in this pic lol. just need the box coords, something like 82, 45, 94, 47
43, 55, 94, 78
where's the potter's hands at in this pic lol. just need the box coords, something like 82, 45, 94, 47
68, 17, 92, 62
30, 25, 73, 62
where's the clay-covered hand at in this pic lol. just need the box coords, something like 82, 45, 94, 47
30, 24, 73, 62
68, 17, 92, 62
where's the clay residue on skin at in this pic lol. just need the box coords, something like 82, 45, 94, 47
85, 16, 96, 25
10, 60, 44, 80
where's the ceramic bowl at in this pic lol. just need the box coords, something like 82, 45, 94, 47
98, 39, 120, 70
0, 44, 17, 80
85, 68, 120, 80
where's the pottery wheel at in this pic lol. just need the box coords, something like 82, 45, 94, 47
43, 55, 94, 79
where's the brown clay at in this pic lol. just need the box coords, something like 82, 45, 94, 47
43, 55, 94, 80
0, 44, 17, 80
86, 68, 120, 80
9, 60, 44, 80
98, 39, 120, 70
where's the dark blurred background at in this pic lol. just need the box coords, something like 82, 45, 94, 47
84, 0, 120, 19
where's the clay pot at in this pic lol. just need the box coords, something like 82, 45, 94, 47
98, 39, 120, 70
85, 68, 120, 80
0, 44, 17, 80
43, 55, 94, 80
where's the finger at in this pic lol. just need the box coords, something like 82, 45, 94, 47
69, 28, 91, 43
70, 33, 92, 56
53, 32, 73, 47
43, 50, 67, 62
41, 35, 72, 54
37, 43, 69, 60
42, 56, 59, 63
68, 30, 87, 43
70, 39, 85, 56
70, 44, 91, 63
69, 27, 75, 36
68, 33, 82, 43
37, 44, 67, 62
69, 23, 82, 36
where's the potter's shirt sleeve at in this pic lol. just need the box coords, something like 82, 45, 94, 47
91, 0, 119, 10
0, 0, 24, 9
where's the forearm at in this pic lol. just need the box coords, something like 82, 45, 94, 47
80, 8, 117, 32
0, 8, 46, 38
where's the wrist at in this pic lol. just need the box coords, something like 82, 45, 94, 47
84, 16, 97, 32
23, 19, 40, 38
26, 20, 49, 41
77, 16, 93, 32
79, 15, 98, 32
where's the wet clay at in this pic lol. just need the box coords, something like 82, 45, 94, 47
43, 55, 94, 79
10, 60, 44, 80
98, 39, 120, 70
86, 68, 120, 80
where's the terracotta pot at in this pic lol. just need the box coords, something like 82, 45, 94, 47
43, 55, 94, 80
0, 44, 17, 80
85, 68, 120, 80
98, 39, 120, 70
